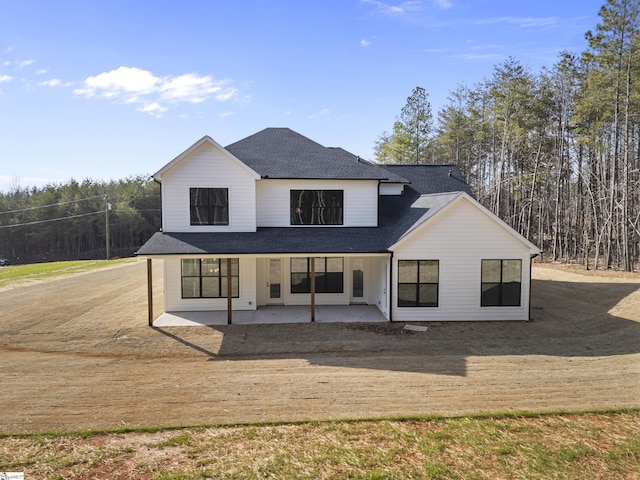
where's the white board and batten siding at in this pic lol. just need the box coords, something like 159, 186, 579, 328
160, 142, 257, 233
256, 179, 379, 227
391, 196, 535, 321
163, 257, 257, 312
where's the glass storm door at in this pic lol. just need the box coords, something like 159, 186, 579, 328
351, 258, 365, 303
267, 258, 283, 304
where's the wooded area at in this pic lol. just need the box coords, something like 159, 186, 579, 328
0, 177, 160, 264
0, 1, 637, 270
376, 0, 640, 271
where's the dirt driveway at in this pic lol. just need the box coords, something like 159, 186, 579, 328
0, 260, 639, 434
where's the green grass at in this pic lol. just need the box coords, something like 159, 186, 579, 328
1, 411, 639, 479
0, 258, 134, 288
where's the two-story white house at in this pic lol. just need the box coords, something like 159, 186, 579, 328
136, 128, 540, 325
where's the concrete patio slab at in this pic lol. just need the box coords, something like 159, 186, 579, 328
153, 304, 388, 326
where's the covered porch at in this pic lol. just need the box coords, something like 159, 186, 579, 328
152, 304, 388, 326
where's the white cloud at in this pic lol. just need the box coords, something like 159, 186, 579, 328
218, 111, 234, 118
74, 66, 238, 116
0, 74, 13, 83
137, 102, 167, 117
16, 59, 35, 69
433, 0, 453, 8
360, 39, 371, 47
38, 78, 73, 87
36, 69, 48, 75
362, 0, 424, 16
475, 16, 557, 27
308, 108, 330, 119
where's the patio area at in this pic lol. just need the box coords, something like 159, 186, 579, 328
153, 305, 388, 326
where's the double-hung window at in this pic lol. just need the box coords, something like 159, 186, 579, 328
397, 260, 439, 307
290, 257, 344, 293
290, 190, 343, 225
181, 258, 239, 298
190, 187, 228, 226
481, 259, 521, 306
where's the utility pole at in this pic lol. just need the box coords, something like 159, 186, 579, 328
105, 197, 112, 260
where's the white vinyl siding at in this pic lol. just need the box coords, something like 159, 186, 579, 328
391, 197, 532, 321
256, 179, 379, 227
160, 142, 256, 232
164, 257, 257, 312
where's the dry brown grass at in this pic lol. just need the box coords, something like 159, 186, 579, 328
1, 412, 639, 479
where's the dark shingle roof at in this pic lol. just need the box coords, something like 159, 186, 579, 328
380, 164, 474, 196
225, 128, 397, 180
137, 133, 477, 256
136, 227, 390, 255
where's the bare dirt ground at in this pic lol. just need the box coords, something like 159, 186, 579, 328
0, 260, 639, 435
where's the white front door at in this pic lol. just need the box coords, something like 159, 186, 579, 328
351, 258, 365, 303
267, 258, 283, 304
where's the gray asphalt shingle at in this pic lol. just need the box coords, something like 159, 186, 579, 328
137, 129, 473, 256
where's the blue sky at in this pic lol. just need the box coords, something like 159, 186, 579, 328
0, 0, 604, 191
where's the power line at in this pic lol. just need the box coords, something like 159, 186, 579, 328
0, 210, 104, 229
0, 195, 106, 215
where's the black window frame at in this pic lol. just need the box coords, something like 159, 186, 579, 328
397, 260, 439, 307
181, 258, 239, 299
290, 257, 344, 294
190, 187, 229, 226
290, 190, 344, 225
481, 259, 522, 307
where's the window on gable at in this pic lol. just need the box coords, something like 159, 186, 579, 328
397, 260, 439, 307
290, 190, 343, 225
181, 258, 239, 299
481, 259, 521, 306
190, 187, 228, 226
290, 257, 344, 293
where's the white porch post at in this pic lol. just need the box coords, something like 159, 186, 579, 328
147, 258, 153, 326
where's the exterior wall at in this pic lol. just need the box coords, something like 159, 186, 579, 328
160, 142, 257, 232
379, 183, 404, 195
256, 179, 379, 227
163, 257, 257, 312
391, 197, 533, 321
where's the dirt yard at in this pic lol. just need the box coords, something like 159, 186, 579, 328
0, 260, 638, 435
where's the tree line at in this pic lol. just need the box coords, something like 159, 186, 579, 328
375, 0, 640, 271
0, 176, 160, 264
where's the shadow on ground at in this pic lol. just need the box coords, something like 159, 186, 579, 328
152, 278, 640, 377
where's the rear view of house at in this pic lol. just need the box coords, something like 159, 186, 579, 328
136, 128, 540, 324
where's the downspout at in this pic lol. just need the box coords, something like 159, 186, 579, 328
528, 254, 538, 321
388, 251, 393, 322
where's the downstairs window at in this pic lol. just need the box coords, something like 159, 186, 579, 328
397, 260, 439, 307
290, 257, 344, 293
181, 258, 239, 298
481, 259, 521, 306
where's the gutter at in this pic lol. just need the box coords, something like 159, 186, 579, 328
389, 251, 394, 322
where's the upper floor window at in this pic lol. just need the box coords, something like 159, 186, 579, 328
290, 190, 343, 225
190, 187, 228, 226
398, 260, 439, 307
481, 259, 521, 306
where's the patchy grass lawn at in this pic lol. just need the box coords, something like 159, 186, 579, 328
0, 258, 134, 289
1, 411, 639, 479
